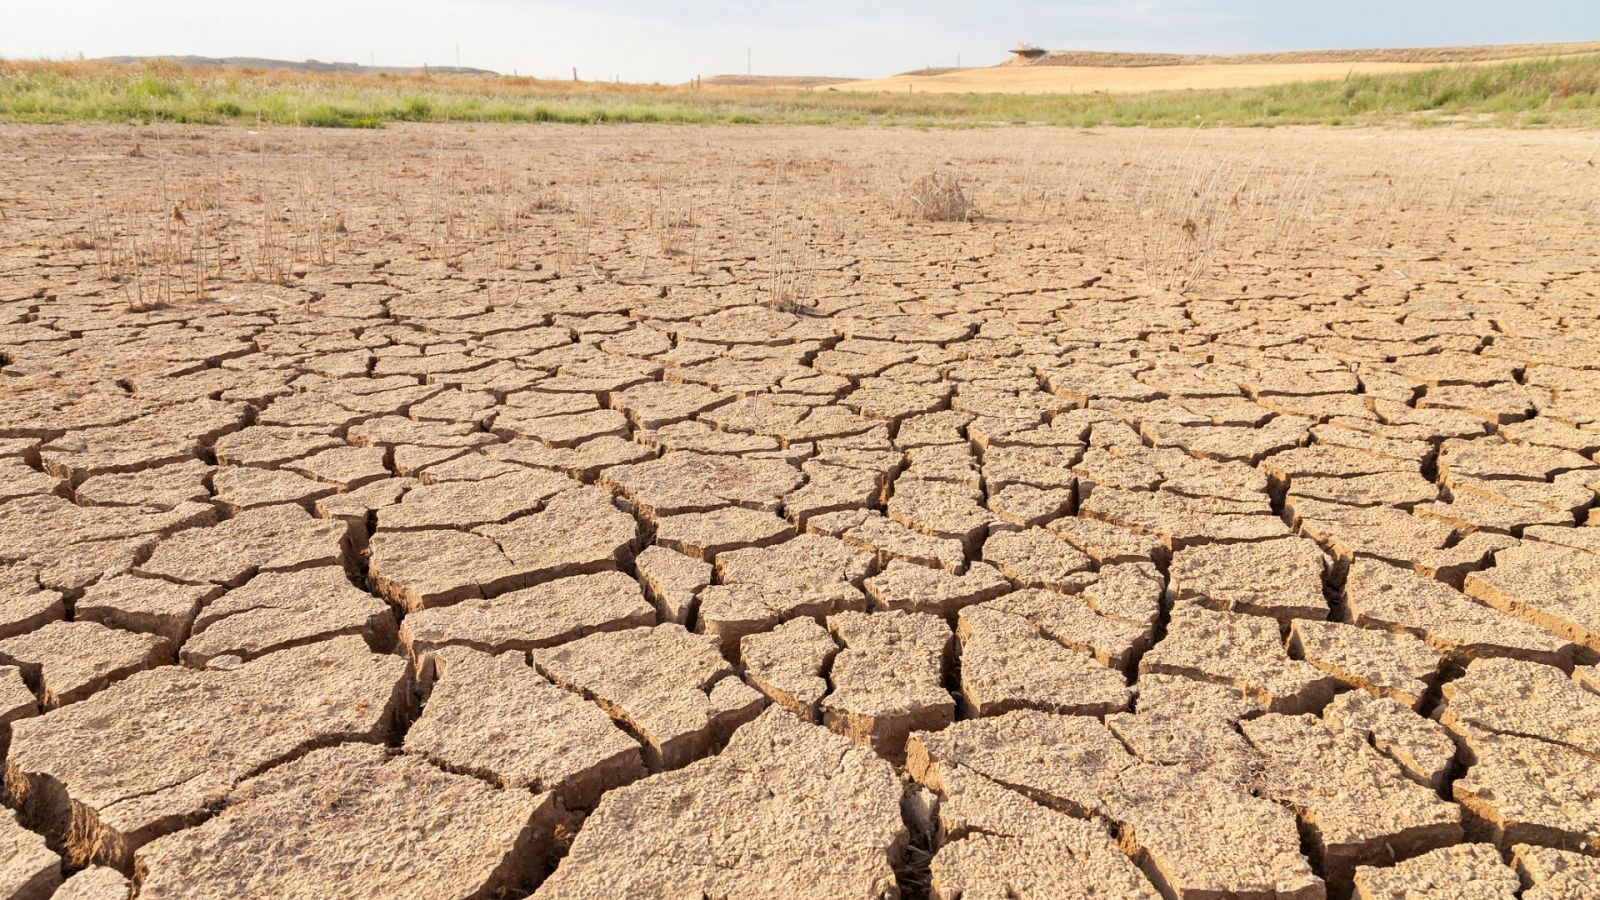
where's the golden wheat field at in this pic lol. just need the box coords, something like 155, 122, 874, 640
848, 41, 1600, 95
847, 56, 1572, 95
2, 120, 1600, 899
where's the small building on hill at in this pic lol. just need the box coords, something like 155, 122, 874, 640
1009, 43, 1047, 63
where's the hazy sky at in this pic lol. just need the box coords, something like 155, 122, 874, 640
4, 0, 1597, 82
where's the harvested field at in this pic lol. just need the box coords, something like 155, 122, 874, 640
1, 121, 1600, 898
999, 40, 1600, 68
847, 46, 1600, 95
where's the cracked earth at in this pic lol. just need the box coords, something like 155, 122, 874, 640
2, 123, 1599, 899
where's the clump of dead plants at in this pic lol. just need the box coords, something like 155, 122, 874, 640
897, 172, 971, 222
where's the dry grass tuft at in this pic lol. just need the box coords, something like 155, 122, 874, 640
898, 172, 971, 223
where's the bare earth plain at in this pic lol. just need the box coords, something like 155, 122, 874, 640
2, 123, 1600, 899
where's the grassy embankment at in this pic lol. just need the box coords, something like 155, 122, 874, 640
1, 54, 1597, 128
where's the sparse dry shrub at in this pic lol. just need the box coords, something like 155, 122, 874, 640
764, 219, 814, 315
898, 171, 971, 222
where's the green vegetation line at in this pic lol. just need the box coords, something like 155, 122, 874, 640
1, 54, 1596, 128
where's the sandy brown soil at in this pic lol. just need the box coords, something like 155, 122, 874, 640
1, 122, 1599, 898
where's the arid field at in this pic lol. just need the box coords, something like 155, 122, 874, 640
2, 122, 1600, 898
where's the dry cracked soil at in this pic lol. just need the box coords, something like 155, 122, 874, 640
1, 122, 1599, 899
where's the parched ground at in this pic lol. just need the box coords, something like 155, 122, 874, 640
1, 123, 1599, 899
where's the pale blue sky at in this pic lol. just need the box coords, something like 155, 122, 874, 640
3, 0, 1596, 82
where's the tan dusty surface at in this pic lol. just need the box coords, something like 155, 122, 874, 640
0, 122, 1598, 896
840, 53, 1596, 95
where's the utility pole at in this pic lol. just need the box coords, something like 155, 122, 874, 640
455, 45, 461, 68
747, 47, 751, 76
957, 51, 961, 68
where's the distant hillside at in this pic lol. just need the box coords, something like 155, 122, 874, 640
1007, 41, 1600, 68
854, 40, 1600, 96
699, 75, 858, 88
95, 55, 497, 76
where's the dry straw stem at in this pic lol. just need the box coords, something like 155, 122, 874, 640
898, 172, 972, 223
